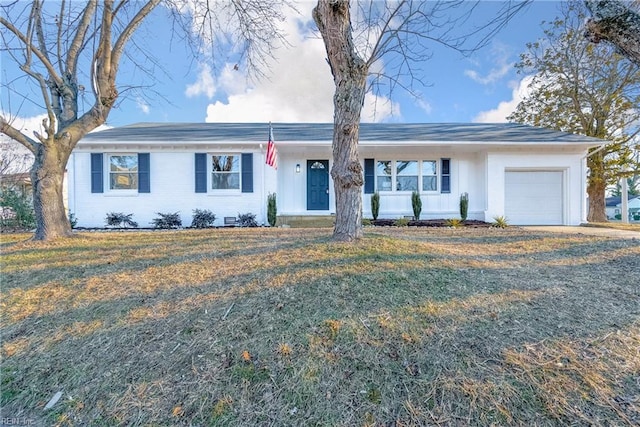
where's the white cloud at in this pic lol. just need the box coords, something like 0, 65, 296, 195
464, 42, 514, 86
185, 63, 216, 99
136, 97, 150, 114
473, 76, 534, 123
416, 98, 433, 115
201, 3, 398, 123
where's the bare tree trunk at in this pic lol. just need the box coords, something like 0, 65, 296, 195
584, 1, 640, 66
314, 0, 367, 242
587, 150, 607, 222
31, 144, 72, 240
331, 82, 366, 241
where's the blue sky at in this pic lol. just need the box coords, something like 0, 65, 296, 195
1, 1, 565, 132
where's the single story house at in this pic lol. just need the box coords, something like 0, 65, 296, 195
606, 194, 640, 221
69, 122, 603, 228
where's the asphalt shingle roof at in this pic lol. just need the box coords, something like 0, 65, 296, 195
82, 122, 605, 145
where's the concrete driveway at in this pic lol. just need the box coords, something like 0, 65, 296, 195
523, 226, 640, 239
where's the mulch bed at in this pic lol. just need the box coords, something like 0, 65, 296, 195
372, 219, 492, 227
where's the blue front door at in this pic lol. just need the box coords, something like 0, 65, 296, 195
307, 160, 329, 210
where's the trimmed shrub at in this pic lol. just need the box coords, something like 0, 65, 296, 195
394, 217, 409, 227
191, 209, 216, 228
238, 212, 258, 227
152, 212, 182, 229
371, 191, 380, 220
105, 212, 138, 228
411, 191, 422, 220
69, 213, 78, 228
267, 193, 277, 227
459, 192, 469, 221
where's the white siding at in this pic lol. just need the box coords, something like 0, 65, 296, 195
360, 151, 485, 220
485, 151, 585, 226
70, 151, 275, 227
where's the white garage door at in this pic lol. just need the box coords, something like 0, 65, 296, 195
505, 171, 564, 225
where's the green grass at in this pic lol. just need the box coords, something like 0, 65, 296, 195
1, 228, 639, 426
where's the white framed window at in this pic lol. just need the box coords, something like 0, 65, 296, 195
422, 160, 437, 191
376, 160, 393, 191
396, 160, 418, 191
375, 160, 439, 192
211, 154, 240, 190
109, 154, 138, 190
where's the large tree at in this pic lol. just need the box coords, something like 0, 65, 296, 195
508, 2, 640, 222
312, 0, 529, 241
584, 0, 640, 66
0, 0, 289, 240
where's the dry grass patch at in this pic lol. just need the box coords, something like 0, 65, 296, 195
1, 227, 638, 426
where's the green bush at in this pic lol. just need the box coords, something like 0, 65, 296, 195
191, 209, 216, 228
614, 214, 622, 220
152, 212, 182, 229
105, 212, 138, 228
459, 192, 469, 221
371, 191, 380, 220
445, 218, 462, 228
267, 193, 277, 227
0, 188, 35, 229
238, 212, 258, 227
411, 191, 422, 220
394, 218, 409, 227
492, 215, 509, 229
69, 212, 78, 228
362, 218, 372, 226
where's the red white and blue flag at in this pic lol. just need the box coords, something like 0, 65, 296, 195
266, 124, 277, 169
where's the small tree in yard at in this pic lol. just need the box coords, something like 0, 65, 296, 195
313, 0, 528, 241
267, 193, 277, 227
0, 1, 291, 241
411, 191, 422, 220
460, 192, 469, 221
371, 191, 380, 221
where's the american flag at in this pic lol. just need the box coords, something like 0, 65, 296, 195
266, 124, 277, 169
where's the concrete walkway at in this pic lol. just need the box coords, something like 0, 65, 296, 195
523, 226, 640, 239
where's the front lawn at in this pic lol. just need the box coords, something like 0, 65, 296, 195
1, 228, 639, 426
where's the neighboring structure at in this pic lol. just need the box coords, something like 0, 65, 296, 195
68, 122, 603, 228
0, 172, 32, 198
606, 194, 640, 221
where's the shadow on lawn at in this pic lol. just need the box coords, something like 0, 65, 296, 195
1, 228, 638, 426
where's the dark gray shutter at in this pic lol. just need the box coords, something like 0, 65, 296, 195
138, 153, 150, 193
441, 158, 451, 194
241, 153, 253, 193
195, 153, 207, 193
364, 158, 375, 194
91, 153, 103, 193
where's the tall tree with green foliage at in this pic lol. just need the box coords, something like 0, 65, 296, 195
508, 2, 640, 222
0, 0, 289, 240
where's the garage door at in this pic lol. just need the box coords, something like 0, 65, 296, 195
505, 171, 564, 225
